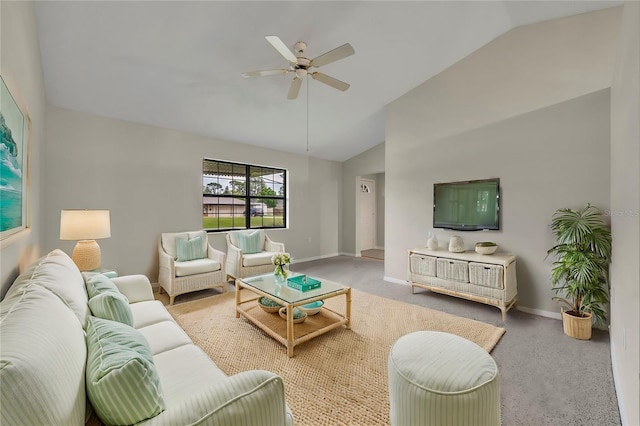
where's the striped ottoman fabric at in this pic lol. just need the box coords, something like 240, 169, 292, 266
388, 331, 500, 426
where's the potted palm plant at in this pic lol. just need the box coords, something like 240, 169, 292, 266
546, 204, 612, 340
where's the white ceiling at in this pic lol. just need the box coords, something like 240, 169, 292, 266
34, 1, 620, 162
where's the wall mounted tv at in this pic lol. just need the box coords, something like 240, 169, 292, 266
433, 178, 500, 231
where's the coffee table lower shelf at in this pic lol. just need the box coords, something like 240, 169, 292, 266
235, 287, 351, 357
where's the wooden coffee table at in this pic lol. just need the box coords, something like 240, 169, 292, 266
235, 273, 351, 357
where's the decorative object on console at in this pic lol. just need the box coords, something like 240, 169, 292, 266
546, 204, 611, 340
448, 235, 464, 253
272, 252, 291, 281
475, 242, 497, 255
60, 209, 111, 271
426, 232, 438, 250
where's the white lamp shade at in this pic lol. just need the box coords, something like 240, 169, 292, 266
60, 210, 111, 241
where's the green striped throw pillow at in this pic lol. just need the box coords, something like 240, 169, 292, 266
236, 230, 262, 254
175, 235, 204, 261
85, 316, 165, 425
83, 273, 119, 300
88, 291, 134, 327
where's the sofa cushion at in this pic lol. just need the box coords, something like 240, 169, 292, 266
235, 230, 263, 254
137, 321, 193, 355
85, 316, 165, 425
0, 284, 87, 425
88, 291, 134, 326
242, 251, 277, 267
175, 258, 221, 277
176, 235, 204, 261
83, 272, 119, 299
129, 300, 176, 329
162, 231, 208, 260
152, 345, 228, 407
6, 249, 89, 328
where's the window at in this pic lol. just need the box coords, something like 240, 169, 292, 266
202, 159, 287, 231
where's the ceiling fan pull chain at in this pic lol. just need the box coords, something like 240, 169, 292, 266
306, 78, 310, 152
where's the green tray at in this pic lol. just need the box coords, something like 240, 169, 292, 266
286, 275, 321, 292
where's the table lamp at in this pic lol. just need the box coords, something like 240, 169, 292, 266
60, 209, 111, 271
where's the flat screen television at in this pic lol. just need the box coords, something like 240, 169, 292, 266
433, 178, 500, 231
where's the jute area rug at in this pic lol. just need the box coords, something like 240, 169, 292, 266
167, 289, 505, 426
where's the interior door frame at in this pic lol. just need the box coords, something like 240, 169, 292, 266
356, 177, 376, 255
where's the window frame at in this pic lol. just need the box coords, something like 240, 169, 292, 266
202, 158, 287, 232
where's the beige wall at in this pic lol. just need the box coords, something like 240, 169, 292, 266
43, 107, 342, 281
0, 1, 46, 298
385, 8, 620, 315
610, 2, 640, 424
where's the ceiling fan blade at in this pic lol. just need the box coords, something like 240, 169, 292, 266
287, 77, 303, 100
310, 43, 355, 68
265, 36, 298, 64
241, 69, 289, 78
311, 72, 350, 92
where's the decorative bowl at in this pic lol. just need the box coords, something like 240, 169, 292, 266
298, 300, 324, 316
278, 307, 307, 323
258, 296, 282, 313
475, 242, 497, 255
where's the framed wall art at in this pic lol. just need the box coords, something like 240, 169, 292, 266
1, 75, 31, 241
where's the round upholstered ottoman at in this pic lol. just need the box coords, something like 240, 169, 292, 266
388, 331, 500, 426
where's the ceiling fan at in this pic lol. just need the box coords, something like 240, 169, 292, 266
242, 36, 355, 100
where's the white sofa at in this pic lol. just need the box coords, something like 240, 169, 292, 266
226, 230, 286, 280
0, 249, 293, 425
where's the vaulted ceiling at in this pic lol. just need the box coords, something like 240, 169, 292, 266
34, 1, 619, 161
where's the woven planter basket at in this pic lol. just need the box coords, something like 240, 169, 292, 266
561, 309, 593, 340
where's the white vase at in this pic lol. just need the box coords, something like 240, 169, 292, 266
426, 233, 438, 250
448, 236, 465, 253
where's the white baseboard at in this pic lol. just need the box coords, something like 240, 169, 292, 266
291, 253, 342, 264
384, 276, 409, 285
516, 305, 562, 320
339, 252, 356, 257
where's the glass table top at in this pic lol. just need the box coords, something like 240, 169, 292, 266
239, 272, 347, 304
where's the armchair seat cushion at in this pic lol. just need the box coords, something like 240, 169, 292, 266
174, 259, 221, 277
242, 252, 278, 267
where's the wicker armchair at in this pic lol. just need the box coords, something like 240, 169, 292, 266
225, 230, 285, 280
158, 230, 226, 304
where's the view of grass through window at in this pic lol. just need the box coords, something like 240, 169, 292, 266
203, 159, 286, 231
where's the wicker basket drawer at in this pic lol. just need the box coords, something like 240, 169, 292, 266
436, 258, 469, 282
410, 254, 437, 277
469, 263, 504, 289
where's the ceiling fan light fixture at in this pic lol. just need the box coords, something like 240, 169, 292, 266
242, 35, 354, 100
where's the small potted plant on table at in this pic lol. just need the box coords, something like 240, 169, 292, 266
546, 204, 612, 340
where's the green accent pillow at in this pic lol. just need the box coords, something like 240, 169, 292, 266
88, 291, 134, 327
175, 235, 204, 261
83, 272, 119, 300
236, 231, 262, 254
85, 316, 165, 425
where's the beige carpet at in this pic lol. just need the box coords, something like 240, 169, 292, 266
167, 289, 505, 426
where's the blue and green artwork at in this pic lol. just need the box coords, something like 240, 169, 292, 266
1, 76, 27, 237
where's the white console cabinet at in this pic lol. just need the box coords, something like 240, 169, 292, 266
408, 248, 518, 321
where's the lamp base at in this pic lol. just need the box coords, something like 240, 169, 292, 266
72, 240, 101, 272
